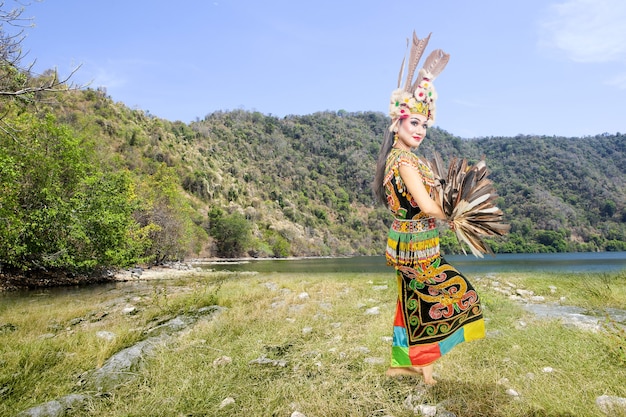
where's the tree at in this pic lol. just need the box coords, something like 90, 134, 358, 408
0, 112, 150, 270
134, 165, 207, 264
1, 2, 81, 122
601, 200, 616, 218
207, 209, 252, 258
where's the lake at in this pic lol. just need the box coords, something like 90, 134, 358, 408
200, 252, 626, 274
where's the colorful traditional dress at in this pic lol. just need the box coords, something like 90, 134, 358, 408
384, 147, 485, 367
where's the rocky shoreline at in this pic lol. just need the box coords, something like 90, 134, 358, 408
0, 262, 204, 292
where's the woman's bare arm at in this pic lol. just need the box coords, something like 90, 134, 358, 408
399, 164, 446, 220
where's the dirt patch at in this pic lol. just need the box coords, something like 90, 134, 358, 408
112, 265, 203, 282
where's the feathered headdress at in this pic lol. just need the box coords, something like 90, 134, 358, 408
430, 152, 511, 257
389, 32, 450, 132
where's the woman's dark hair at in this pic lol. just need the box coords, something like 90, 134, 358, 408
372, 126, 396, 205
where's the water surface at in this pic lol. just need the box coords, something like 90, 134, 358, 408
201, 252, 626, 274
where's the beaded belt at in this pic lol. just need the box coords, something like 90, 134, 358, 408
390, 217, 436, 233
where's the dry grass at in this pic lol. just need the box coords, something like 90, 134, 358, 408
1, 270, 625, 416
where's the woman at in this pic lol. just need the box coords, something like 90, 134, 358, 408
373, 33, 485, 385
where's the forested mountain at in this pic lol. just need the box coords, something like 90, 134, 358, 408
1, 85, 625, 273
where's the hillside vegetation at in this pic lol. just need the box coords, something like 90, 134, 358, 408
1, 83, 625, 275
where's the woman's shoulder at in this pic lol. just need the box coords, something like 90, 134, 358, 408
390, 149, 434, 174
389, 148, 420, 166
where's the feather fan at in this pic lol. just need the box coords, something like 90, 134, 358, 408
430, 152, 510, 257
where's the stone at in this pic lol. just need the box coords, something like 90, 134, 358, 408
17, 307, 224, 415
364, 306, 380, 315
96, 331, 116, 341
298, 292, 310, 299
91, 338, 157, 392
318, 302, 332, 310
542, 366, 554, 373
219, 397, 235, 409
90, 311, 109, 322
415, 404, 437, 417
486, 330, 503, 338
69, 317, 84, 326
16, 394, 88, 417
249, 355, 288, 367
313, 313, 328, 321
596, 395, 626, 414
291, 412, 306, 417
505, 389, 520, 397
302, 326, 313, 335
122, 306, 137, 315
289, 304, 305, 313
435, 410, 457, 417
213, 356, 232, 366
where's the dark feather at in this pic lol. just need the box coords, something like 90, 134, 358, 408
430, 152, 510, 257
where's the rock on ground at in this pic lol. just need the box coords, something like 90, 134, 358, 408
596, 395, 626, 414
15, 394, 88, 417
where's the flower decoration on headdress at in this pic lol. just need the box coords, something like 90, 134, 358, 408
389, 32, 450, 132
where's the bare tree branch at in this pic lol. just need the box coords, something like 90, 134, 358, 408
0, 64, 83, 96
1, 1, 84, 100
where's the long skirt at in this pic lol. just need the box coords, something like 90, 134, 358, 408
390, 256, 485, 367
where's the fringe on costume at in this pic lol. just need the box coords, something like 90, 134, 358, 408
386, 218, 440, 268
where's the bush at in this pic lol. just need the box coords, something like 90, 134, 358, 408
207, 209, 252, 258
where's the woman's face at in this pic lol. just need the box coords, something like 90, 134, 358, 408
395, 114, 428, 150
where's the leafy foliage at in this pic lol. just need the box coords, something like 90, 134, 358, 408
1, 73, 625, 275
207, 207, 252, 258
0, 111, 150, 270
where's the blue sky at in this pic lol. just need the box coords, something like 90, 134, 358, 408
17, 0, 626, 138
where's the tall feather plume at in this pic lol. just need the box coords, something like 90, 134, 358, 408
403, 31, 431, 92
430, 152, 510, 257
413, 49, 450, 90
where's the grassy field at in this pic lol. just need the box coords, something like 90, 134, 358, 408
1, 270, 625, 417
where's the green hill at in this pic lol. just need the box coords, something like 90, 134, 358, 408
1, 86, 625, 274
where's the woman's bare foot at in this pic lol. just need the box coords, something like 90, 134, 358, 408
385, 366, 422, 377
421, 363, 437, 385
